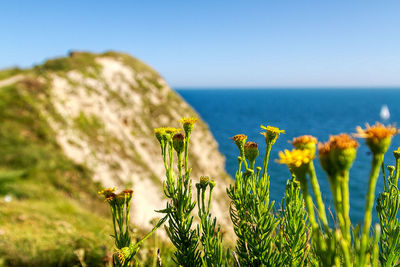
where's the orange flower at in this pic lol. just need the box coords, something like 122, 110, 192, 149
355, 123, 398, 154
292, 135, 317, 146
328, 134, 359, 150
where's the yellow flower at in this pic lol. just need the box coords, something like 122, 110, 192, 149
164, 127, 181, 134
260, 125, 285, 144
180, 117, 198, 135
180, 117, 198, 125
154, 127, 167, 143
200, 176, 210, 188
98, 187, 117, 197
277, 149, 313, 168
355, 123, 398, 154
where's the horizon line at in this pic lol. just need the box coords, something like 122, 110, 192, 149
174, 86, 400, 90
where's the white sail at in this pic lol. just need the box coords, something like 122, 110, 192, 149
380, 105, 390, 120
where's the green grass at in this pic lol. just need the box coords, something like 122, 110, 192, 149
34, 52, 101, 77
0, 78, 116, 266
0, 68, 23, 81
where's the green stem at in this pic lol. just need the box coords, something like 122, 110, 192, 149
298, 174, 318, 231
333, 179, 346, 240
201, 188, 206, 213
261, 142, 272, 179
178, 152, 183, 190
335, 230, 351, 267
308, 162, 330, 233
360, 153, 384, 266
207, 187, 213, 214
130, 216, 168, 252
184, 133, 191, 175
395, 157, 400, 186
382, 162, 387, 192
341, 171, 351, 243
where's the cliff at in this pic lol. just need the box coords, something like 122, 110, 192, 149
0, 51, 232, 266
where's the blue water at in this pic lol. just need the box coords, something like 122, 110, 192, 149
177, 88, 400, 225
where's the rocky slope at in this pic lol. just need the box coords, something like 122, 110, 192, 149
0, 51, 232, 231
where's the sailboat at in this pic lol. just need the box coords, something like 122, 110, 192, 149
380, 105, 390, 120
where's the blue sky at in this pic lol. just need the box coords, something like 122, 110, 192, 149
1, 1, 400, 87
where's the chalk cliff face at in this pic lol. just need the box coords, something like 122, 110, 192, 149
1, 51, 232, 230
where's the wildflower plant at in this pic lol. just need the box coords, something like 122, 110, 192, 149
155, 117, 227, 266
226, 126, 284, 266
99, 188, 167, 266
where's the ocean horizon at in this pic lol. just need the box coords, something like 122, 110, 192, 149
177, 88, 400, 225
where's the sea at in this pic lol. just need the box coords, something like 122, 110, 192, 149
177, 88, 400, 225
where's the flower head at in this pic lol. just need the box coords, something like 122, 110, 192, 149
292, 135, 318, 156
277, 149, 313, 178
231, 134, 247, 154
318, 134, 358, 176
180, 117, 198, 135
260, 125, 285, 145
278, 149, 313, 168
200, 176, 210, 188
105, 193, 117, 204
355, 123, 398, 154
122, 189, 133, 200
98, 187, 117, 198
164, 127, 181, 135
154, 127, 167, 143
329, 134, 359, 150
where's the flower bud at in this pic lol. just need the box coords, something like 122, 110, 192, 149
329, 134, 358, 172
318, 142, 334, 176
318, 134, 358, 175
209, 180, 216, 190
200, 176, 209, 189
292, 135, 317, 157
393, 147, 400, 160
387, 165, 395, 178
172, 133, 185, 154
244, 142, 259, 164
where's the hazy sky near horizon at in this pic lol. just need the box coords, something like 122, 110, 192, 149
1, 1, 400, 87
